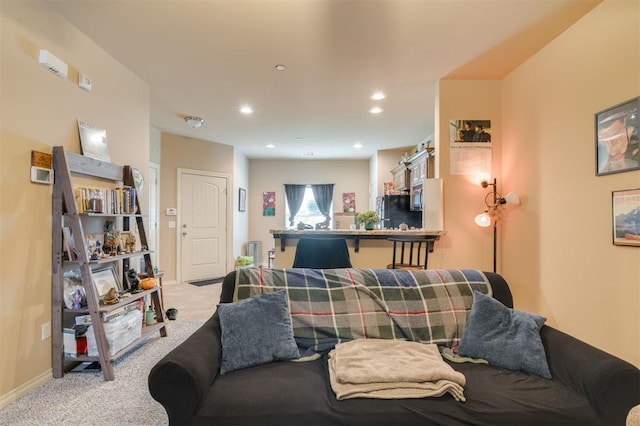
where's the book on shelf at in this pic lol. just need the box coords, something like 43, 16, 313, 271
74, 186, 136, 214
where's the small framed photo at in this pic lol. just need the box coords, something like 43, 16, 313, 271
595, 97, 639, 176
91, 265, 121, 297
238, 188, 246, 212
612, 188, 640, 247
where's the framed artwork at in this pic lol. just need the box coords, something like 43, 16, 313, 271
342, 192, 355, 212
91, 265, 121, 297
78, 120, 111, 162
263, 191, 275, 216
238, 188, 246, 212
612, 188, 640, 247
595, 97, 639, 176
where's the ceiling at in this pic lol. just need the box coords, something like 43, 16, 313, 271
45, 0, 600, 160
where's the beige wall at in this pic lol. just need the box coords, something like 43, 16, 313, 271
233, 149, 250, 261
248, 159, 370, 267
0, 1, 150, 404
375, 147, 414, 196
159, 133, 234, 282
500, 0, 639, 366
435, 80, 503, 271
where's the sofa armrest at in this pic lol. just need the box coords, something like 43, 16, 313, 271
542, 325, 640, 425
148, 313, 222, 425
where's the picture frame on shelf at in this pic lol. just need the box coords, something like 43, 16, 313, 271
78, 120, 111, 162
239, 188, 246, 212
62, 226, 76, 261
612, 188, 640, 247
91, 265, 121, 297
595, 97, 639, 176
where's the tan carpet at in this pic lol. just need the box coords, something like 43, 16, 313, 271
0, 281, 221, 425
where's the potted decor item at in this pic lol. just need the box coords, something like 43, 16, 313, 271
357, 211, 380, 230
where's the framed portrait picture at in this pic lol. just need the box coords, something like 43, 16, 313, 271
612, 188, 640, 247
595, 97, 640, 176
91, 265, 121, 297
238, 188, 246, 212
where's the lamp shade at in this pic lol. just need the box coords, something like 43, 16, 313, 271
503, 191, 520, 206
474, 212, 492, 227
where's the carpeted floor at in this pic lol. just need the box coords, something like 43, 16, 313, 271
0, 320, 204, 425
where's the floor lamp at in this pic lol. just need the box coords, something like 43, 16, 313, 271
474, 178, 520, 273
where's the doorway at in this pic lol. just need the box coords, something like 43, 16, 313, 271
177, 168, 228, 282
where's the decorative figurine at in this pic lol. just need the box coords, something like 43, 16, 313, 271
126, 268, 141, 293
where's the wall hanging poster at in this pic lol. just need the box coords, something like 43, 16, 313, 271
342, 192, 355, 212
595, 96, 639, 176
612, 188, 640, 246
263, 191, 275, 216
449, 119, 492, 176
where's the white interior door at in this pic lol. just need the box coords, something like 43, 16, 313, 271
179, 170, 227, 282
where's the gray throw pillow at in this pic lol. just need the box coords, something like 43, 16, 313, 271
457, 291, 551, 379
218, 290, 300, 374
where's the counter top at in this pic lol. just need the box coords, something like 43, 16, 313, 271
270, 229, 444, 236
270, 229, 445, 252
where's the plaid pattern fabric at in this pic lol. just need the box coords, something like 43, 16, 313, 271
234, 268, 492, 353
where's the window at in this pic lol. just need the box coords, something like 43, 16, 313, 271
285, 186, 329, 228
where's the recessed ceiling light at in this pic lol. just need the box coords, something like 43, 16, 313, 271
353, 143, 363, 149
295, 137, 302, 141
369, 107, 383, 114
240, 106, 253, 114
265, 144, 275, 149
275, 64, 285, 71
371, 92, 385, 100
302, 152, 314, 157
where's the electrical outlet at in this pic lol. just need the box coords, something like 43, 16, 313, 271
41, 321, 51, 340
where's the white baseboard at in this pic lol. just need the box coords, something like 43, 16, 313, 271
0, 369, 52, 410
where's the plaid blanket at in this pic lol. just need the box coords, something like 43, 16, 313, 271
234, 268, 492, 353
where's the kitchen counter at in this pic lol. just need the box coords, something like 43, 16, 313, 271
270, 229, 444, 252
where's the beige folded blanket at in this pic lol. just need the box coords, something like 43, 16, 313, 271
328, 339, 466, 402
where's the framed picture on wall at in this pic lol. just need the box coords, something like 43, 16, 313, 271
238, 188, 246, 212
263, 191, 275, 216
595, 97, 639, 176
612, 188, 640, 247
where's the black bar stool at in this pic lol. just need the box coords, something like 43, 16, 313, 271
387, 236, 433, 270
292, 238, 352, 269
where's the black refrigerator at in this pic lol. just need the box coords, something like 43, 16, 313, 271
376, 195, 422, 229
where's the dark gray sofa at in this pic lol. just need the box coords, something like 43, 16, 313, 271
148, 270, 640, 425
